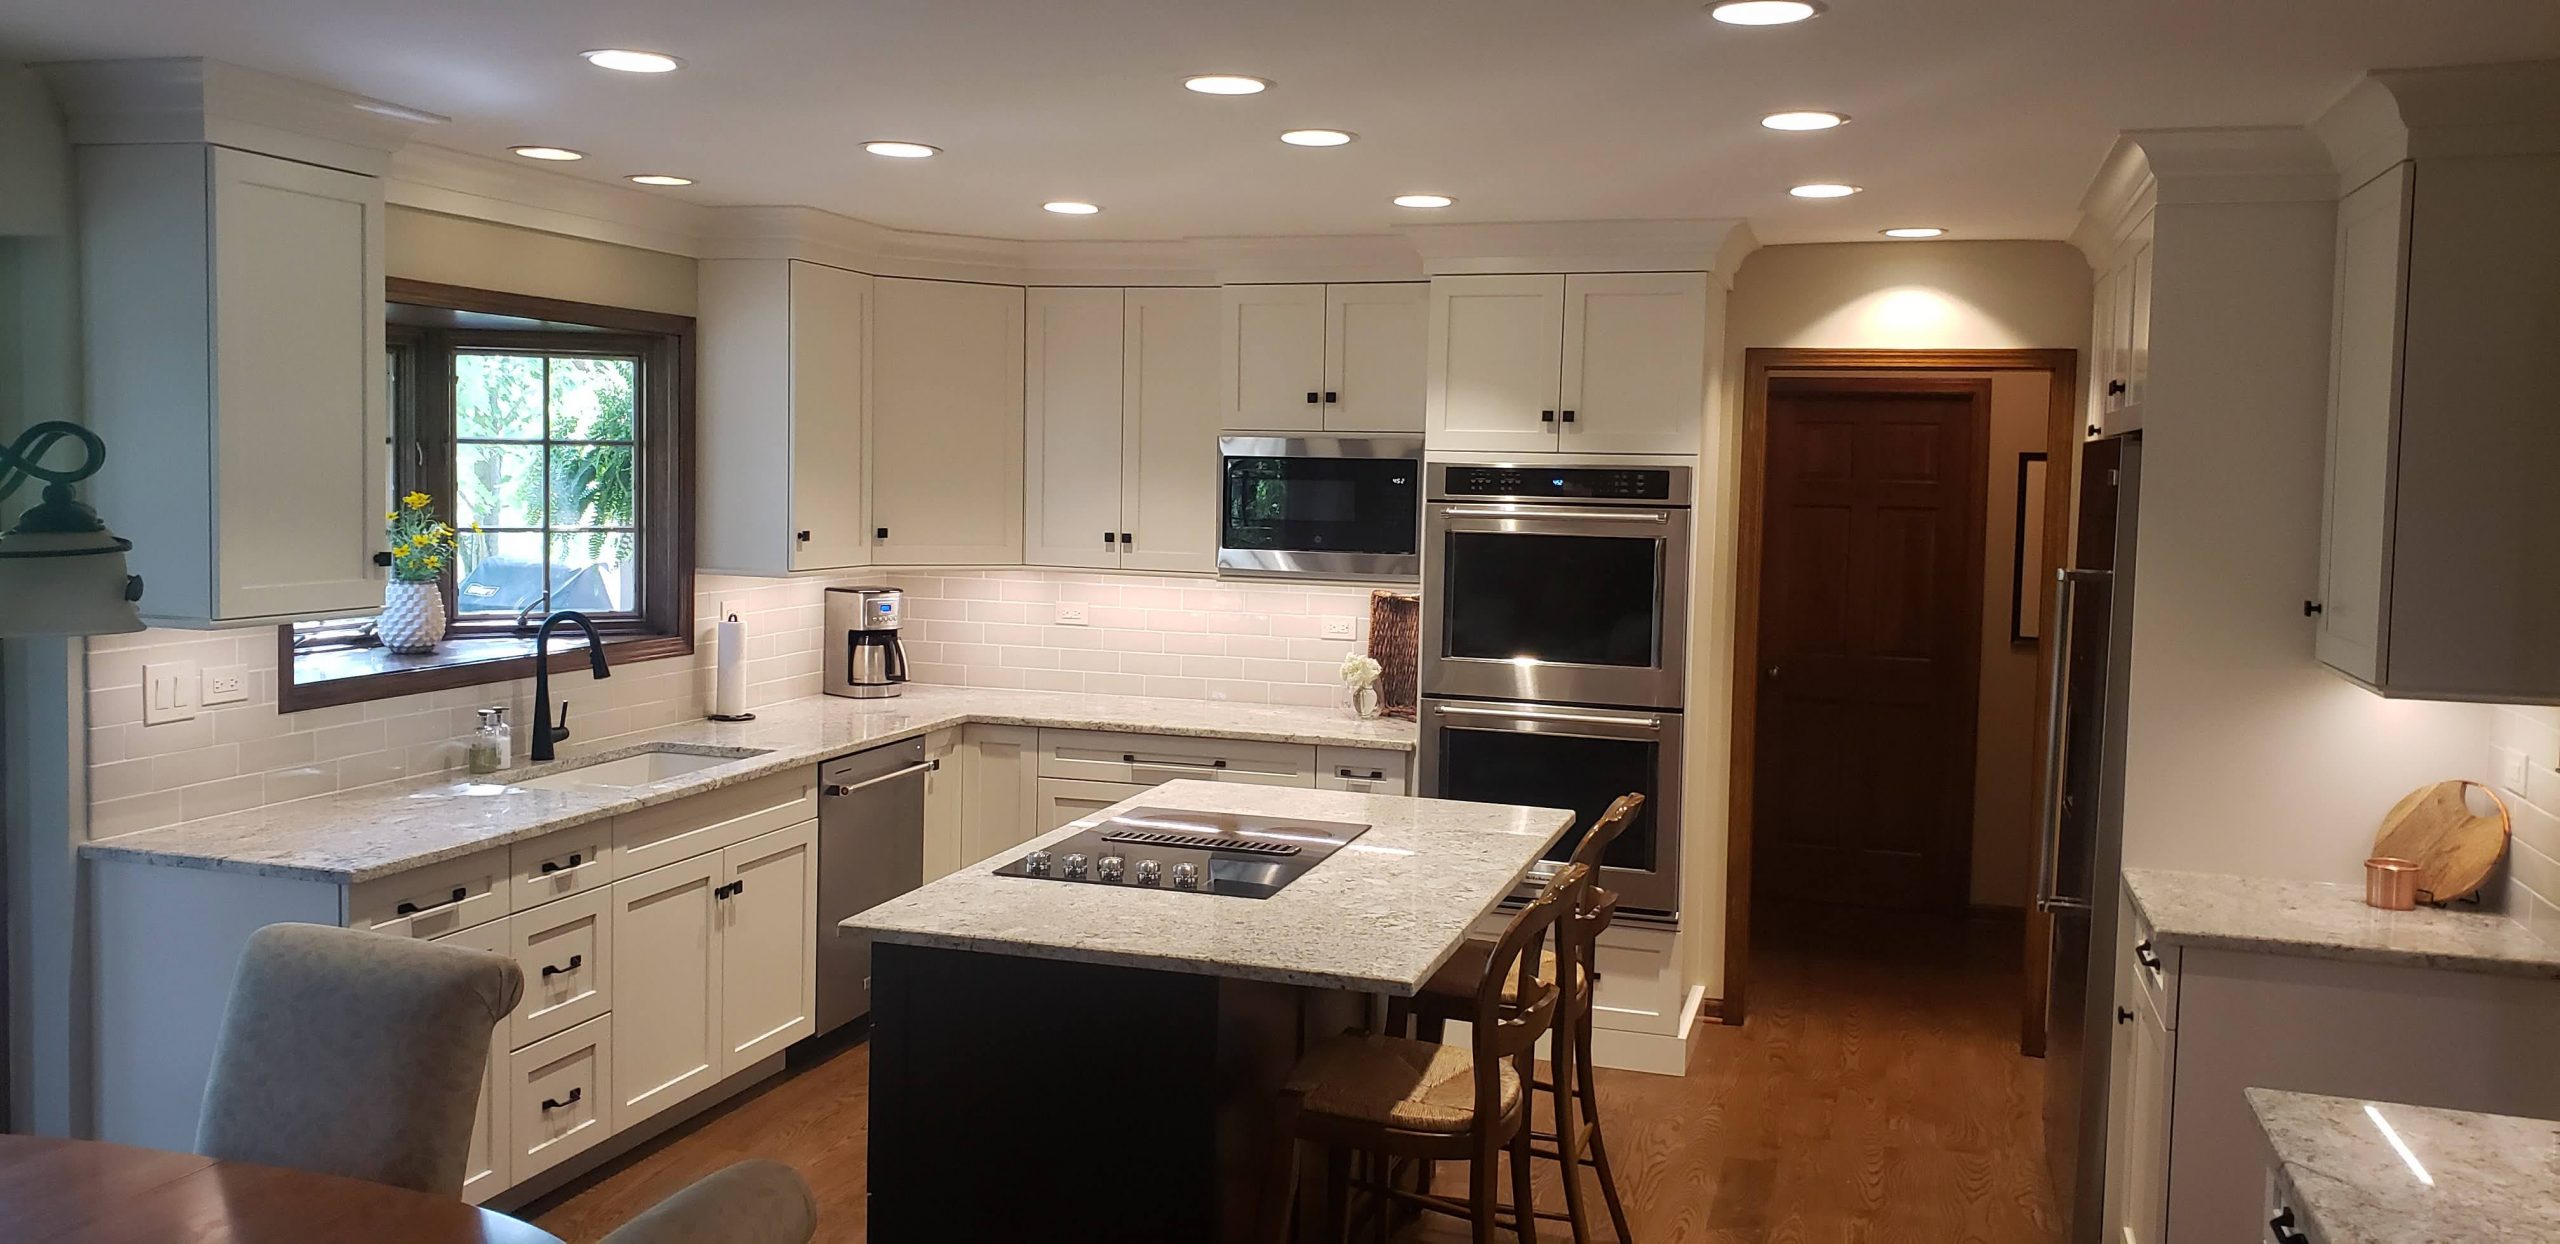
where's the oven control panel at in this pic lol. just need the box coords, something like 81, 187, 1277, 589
1435, 464, 1681, 504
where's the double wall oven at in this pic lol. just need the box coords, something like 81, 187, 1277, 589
1418, 460, 1693, 921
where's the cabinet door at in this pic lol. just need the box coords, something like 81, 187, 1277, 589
1036, 777, 1154, 833
1558, 273, 1706, 454
432, 917, 512, 1204
921, 728, 968, 881
1427, 275, 1565, 453
870, 277, 1026, 564
1324, 283, 1428, 432
1024, 287, 1127, 569
2122, 239, 2153, 427
961, 724, 1042, 860
609, 853, 723, 1127
2086, 266, 2118, 437
209, 146, 387, 621
791, 261, 872, 571
1220, 284, 1327, 431
1121, 287, 1221, 573
719, 821, 817, 1073
2315, 162, 2412, 686
2119, 991, 2173, 1244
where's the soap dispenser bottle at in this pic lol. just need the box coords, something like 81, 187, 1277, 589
469, 707, 511, 775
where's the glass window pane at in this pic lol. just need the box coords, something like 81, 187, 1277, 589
548, 356, 639, 442
455, 352, 545, 441
547, 441, 637, 531
456, 443, 546, 529
550, 531, 638, 614
455, 530, 549, 618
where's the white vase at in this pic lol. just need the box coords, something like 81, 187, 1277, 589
1341, 682, 1382, 721
379, 580, 447, 654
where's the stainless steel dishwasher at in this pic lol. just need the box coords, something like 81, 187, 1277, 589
816, 736, 931, 1035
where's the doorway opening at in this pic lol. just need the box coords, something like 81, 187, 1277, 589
1726, 349, 2080, 1054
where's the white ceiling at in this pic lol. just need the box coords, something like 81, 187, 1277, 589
6, 0, 2560, 245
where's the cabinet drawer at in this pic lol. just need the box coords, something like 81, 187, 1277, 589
1315, 746, 1409, 795
509, 1013, 613, 1183
510, 887, 613, 1050
2124, 896, 2180, 1030
614, 768, 818, 879
510, 823, 614, 910
348, 848, 509, 939
1038, 729, 1313, 787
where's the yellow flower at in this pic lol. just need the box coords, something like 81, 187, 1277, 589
422, 556, 442, 572
469, 522, 484, 534
402, 491, 431, 510
384, 511, 396, 522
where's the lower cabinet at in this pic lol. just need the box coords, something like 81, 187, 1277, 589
431, 916, 514, 1205
717, 822, 819, 1070
1037, 776, 1155, 833
957, 724, 1041, 865
509, 1014, 613, 1183
920, 728, 967, 881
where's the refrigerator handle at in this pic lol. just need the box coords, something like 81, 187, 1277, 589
2035, 569, 2109, 914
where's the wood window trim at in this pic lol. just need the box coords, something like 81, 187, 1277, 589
280, 280, 697, 714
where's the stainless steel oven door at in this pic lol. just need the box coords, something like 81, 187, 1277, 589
1421, 501, 1691, 709
1217, 435, 1423, 582
1418, 698, 1684, 921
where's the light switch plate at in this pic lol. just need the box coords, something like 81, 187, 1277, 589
202, 663, 248, 705
142, 660, 200, 725
2495, 745, 2531, 794
1321, 617, 1357, 640
1055, 603, 1088, 626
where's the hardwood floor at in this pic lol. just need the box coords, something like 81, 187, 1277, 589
526, 905, 2057, 1243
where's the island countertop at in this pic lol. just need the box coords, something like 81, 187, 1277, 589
841, 779, 1576, 997
2123, 868, 2560, 980
2252, 1088, 2560, 1244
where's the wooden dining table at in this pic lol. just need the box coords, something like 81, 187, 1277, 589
0, 1134, 563, 1243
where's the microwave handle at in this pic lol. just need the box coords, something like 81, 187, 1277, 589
1439, 506, 1670, 524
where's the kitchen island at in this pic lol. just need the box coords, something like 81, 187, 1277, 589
843, 778, 1575, 1244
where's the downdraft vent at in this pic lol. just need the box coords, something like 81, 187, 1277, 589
1101, 829, 1301, 857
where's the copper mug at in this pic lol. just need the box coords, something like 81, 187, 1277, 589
2365, 857, 2421, 911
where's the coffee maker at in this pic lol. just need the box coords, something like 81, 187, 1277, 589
823, 586, 909, 699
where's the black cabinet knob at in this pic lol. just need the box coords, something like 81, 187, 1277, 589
1560, 409, 1577, 424
2087, 424, 2102, 437
2116, 1006, 2134, 1025
1103, 532, 1116, 544
372, 551, 395, 567
2107, 379, 2127, 395
2303, 600, 2324, 617
795, 530, 810, 543
875, 527, 889, 540
1323, 391, 1338, 404
1541, 410, 1556, 423
1305, 391, 1320, 404
1120, 532, 1132, 547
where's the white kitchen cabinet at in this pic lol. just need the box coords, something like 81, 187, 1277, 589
2312, 154, 2560, 700
698, 259, 873, 575
508, 1013, 613, 1183
1119, 287, 1223, 571
1038, 729, 1316, 787
608, 851, 723, 1128
2085, 215, 2154, 441
960, 724, 1041, 863
509, 886, 611, 1049
75, 143, 388, 626
432, 916, 514, 1204
921, 728, 968, 881
1037, 776, 1154, 833
717, 821, 817, 1069
1314, 746, 1410, 795
1428, 273, 1710, 454
869, 277, 1025, 565
1025, 287, 1222, 573
2100, 895, 2172, 1244
1221, 283, 1427, 433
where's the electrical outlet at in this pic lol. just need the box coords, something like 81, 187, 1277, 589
1055, 603, 1089, 626
2495, 745, 2531, 794
142, 660, 200, 725
1320, 617, 1357, 640
202, 663, 248, 705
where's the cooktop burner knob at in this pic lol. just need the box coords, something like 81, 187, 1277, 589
1097, 854, 1126, 882
1134, 859, 1162, 886
1062, 853, 1090, 880
1023, 850, 1052, 876
1171, 862, 1201, 890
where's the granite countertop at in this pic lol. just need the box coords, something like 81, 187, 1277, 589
2252, 1088, 2560, 1244
78, 684, 1418, 885
842, 779, 1574, 996
2124, 869, 2560, 980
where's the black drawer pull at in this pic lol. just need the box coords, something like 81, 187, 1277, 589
1337, 767, 1387, 781
541, 954, 584, 979
715, 880, 748, 900
2270, 1208, 2306, 1244
541, 1087, 583, 1111
539, 853, 584, 875
1123, 754, 1226, 769
396, 887, 468, 917
2116, 1006, 2134, 1025
2135, 941, 2162, 971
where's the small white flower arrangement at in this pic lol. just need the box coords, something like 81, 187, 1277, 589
1338, 652, 1385, 720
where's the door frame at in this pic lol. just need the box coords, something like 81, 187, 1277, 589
1726, 347, 2081, 1044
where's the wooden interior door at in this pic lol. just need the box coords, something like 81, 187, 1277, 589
1753, 377, 1988, 910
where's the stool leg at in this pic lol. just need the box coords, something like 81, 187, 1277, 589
1471, 1128, 1502, 1244
1265, 1112, 1303, 1244
1324, 1146, 1353, 1244
1576, 1003, 1635, 1243
1508, 1106, 1539, 1244
1551, 1012, 1594, 1244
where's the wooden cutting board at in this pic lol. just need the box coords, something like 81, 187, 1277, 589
2371, 779, 2512, 905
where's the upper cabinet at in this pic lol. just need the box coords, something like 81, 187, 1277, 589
2313, 153, 2560, 700
1426, 272, 1712, 455
1025, 287, 1220, 572
698, 259, 871, 576
869, 278, 1026, 566
1219, 283, 1426, 433
2087, 213, 2153, 440
76, 144, 389, 627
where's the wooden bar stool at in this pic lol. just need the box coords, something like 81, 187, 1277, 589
1267, 863, 1591, 1244
1404, 793, 1645, 1243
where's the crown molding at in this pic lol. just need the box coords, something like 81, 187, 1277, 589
1399, 218, 1754, 276
2316, 59, 2560, 194
2072, 126, 2335, 264
36, 58, 438, 177
386, 143, 710, 258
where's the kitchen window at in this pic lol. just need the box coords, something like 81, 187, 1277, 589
281, 280, 695, 712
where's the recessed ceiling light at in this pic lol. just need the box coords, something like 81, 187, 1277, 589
1393, 194, 1456, 209
863, 141, 941, 159
1709, 1, 1824, 26
1279, 129, 1357, 147
581, 49, 681, 73
1043, 201, 1101, 215
1882, 226, 1946, 238
1185, 75, 1271, 96
1788, 182, 1862, 198
511, 146, 585, 162
1761, 110, 1849, 132
627, 174, 694, 187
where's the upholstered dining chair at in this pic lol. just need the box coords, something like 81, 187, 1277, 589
196, 922, 523, 1197
599, 1159, 821, 1244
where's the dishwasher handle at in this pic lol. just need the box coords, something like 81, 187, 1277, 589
822, 760, 936, 799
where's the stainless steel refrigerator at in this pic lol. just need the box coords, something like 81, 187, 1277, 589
2039, 433, 2140, 1244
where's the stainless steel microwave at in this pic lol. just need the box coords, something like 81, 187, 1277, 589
1216, 435, 1423, 582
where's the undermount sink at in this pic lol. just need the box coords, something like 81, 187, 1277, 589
510, 745, 770, 792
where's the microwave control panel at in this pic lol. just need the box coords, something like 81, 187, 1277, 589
1436, 465, 1679, 504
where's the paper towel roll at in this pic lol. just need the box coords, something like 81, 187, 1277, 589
712, 613, 750, 719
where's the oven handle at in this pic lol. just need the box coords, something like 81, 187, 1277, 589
1434, 704, 1664, 730
1438, 505, 1671, 524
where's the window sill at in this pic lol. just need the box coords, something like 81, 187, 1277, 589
280, 630, 692, 714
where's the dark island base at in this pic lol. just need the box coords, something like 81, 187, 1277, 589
868, 941, 1370, 1243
